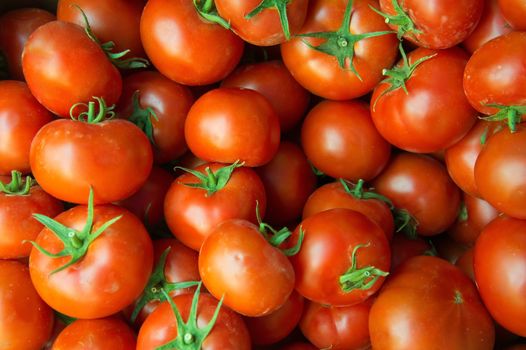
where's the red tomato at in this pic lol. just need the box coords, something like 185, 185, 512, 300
0, 8, 54, 80
371, 46, 477, 153
390, 233, 433, 271
290, 208, 390, 306
140, 0, 244, 85
455, 247, 475, 281
0, 260, 54, 350
22, 21, 122, 117
0, 80, 53, 175
474, 216, 526, 336
221, 60, 310, 133
369, 255, 495, 350
281, 0, 398, 100
51, 317, 136, 350
373, 153, 461, 236
498, 0, 526, 30
300, 298, 373, 350
185, 87, 280, 167
302, 99, 391, 180
29, 204, 153, 319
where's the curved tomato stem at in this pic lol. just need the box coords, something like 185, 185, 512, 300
193, 0, 231, 29
368, 0, 421, 40
127, 90, 159, 146
70, 97, 116, 123
481, 104, 526, 132
339, 178, 394, 209
246, 0, 292, 40
393, 207, 418, 239
339, 243, 389, 292
0, 170, 35, 196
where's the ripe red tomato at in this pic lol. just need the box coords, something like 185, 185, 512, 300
0, 260, 54, 350
0, 80, 53, 175
185, 87, 280, 167
302, 99, 391, 181
140, 0, 244, 85
498, 0, 526, 29
51, 317, 137, 350
369, 255, 495, 350
474, 216, 526, 336
22, 21, 122, 117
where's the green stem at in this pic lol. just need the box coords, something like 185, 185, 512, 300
127, 91, 159, 146
69, 97, 115, 124
193, 0, 231, 29
174, 161, 243, 197
339, 178, 394, 208
0, 171, 35, 196
245, 0, 292, 40
369, 0, 421, 40
481, 104, 526, 133
339, 243, 389, 292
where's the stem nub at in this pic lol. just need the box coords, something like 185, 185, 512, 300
193, 0, 231, 29
0, 171, 35, 196
69, 96, 116, 123
481, 104, 526, 133
175, 161, 243, 197
369, 0, 421, 40
339, 243, 389, 292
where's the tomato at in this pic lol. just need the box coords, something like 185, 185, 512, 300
221, 60, 310, 133
185, 87, 280, 166
29, 202, 153, 319
474, 216, 526, 336
390, 233, 433, 271
164, 162, 266, 251
22, 21, 122, 117
369, 255, 495, 350
199, 219, 295, 317
51, 317, 136, 350
281, 0, 398, 100
116, 71, 194, 164
373, 153, 461, 236
57, 0, 146, 58
0, 260, 54, 350
302, 99, 391, 181
300, 298, 373, 350
0, 80, 53, 175
455, 247, 475, 281
475, 127, 526, 219
30, 104, 153, 205
0, 8, 54, 80
498, 0, 526, 30
302, 180, 394, 240
137, 291, 251, 349
256, 141, 316, 227
290, 208, 390, 306
215, 0, 308, 46
140, 0, 244, 85
371, 46, 477, 153
462, 0, 513, 53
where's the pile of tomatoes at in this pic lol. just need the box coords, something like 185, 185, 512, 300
0, 0, 525, 349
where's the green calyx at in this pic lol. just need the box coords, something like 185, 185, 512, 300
73, 5, 149, 69
339, 243, 389, 292
457, 202, 468, 222
0, 170, 35, 196
128, 91, 159, 146
369, 0, 421, 40
27, 187, 122, 275
55, 311, 76, 326
156, 283, 223, 350
193, 0, 230, 29
297, 0, 394, 80
131, 247, 200, 323
175, 160, 244, 197
481, 104, 526, 133
372, 43, 437, 111
255, 201, 304, 256
70, 96, 115, 123
393, 207, 418, 239
339, 178, 394, 207
245, 0, 292, 40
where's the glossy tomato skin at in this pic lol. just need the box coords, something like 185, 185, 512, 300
0, 80, 53, 175
302, 100, 391, 181
29, 205, 154, 319
281, 0, 398, 100
290, 208, 390, 306
221, 60, 310, 133
30, 118, 153, 205
369, 255, 495, 350
379, 0, 483, 49
185, 87, 280, 167
51, 317, 136, 350
199, 219, 295, 317
474, 216, 526, 336
373, 153, 461, 236
0, 260, 54, 350
22, 21, 122, 117
371, 47, 477, 153
57, 0, 146, 58
137, 292, 251, 350
0, 8, 55, 80
302, 181, 394, 240
215, 0, 308, 46
498, 0, 526, 30
164, 163, 266, 251
464, 31, 526, 115
140, 0, 244, 86
475, 128, 526, 218
117, 70, 194, 164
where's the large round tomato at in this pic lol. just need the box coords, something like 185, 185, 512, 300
474, 216, 526, 336
369, 255, 495, 350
